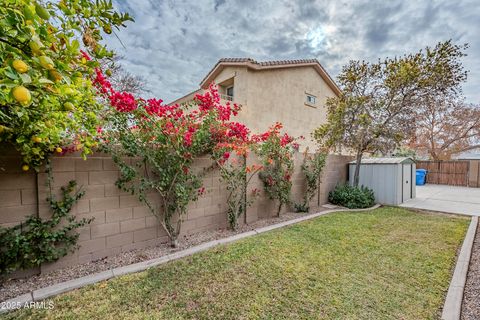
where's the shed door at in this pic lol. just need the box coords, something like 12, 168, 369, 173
402, 164, 412, 201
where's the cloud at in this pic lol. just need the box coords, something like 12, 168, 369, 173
106, 0, 480, 103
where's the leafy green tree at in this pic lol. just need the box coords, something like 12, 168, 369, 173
0, 0, 132, 169
314, 41, 468, 186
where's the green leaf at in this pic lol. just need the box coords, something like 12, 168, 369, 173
38, 78, 54, 84
4, 70, 19, 80
71, 39, 80, 52
0, 80, 18, 88
19, 73, 32, 84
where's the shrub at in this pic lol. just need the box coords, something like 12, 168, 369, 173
0, 178, 92, 275
216, 156, 262, 230
212, 121, 262, 230
328, 184, 375, 209
102, 87, 231, 247
294, 152, 327, 213
100, 82, 263, 246
255, 123, 299, 216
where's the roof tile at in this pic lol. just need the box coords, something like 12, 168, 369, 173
199, 57, 340, 95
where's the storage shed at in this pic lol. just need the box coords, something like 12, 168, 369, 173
349, 157, 416, 205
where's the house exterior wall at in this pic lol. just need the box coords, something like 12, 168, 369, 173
0, 150, 351, 276
170, 65, 337, 151
244, 66, 335, 150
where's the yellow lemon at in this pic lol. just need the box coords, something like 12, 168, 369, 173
56, 147, 62, 153
12, 86, 32, 105
39, 56, 54, 70
22, 164, 29, 171
32, 136, 42, 143
12, 60, 29, 73
49, 69, 62, 82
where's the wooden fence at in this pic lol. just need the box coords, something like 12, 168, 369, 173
416, 161, 470, 186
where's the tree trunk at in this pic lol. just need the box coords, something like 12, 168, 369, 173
277, 201, 283, 217
353, 151, 363, 187
170, 238, 178, 248
317, 171, 321, 207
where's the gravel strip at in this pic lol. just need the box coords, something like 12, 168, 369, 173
461, 223, 480, 320
0, 208, 331, 302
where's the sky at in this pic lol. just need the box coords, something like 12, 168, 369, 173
105, 0, 480, 104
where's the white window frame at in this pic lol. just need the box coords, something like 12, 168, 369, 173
305, 93, 317, 107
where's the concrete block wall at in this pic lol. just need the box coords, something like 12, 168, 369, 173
246, 153, 352, 220
0, 149, 350, 275
0, 148, 38, 229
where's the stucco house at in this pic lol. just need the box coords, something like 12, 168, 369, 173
169, 58, 340, 149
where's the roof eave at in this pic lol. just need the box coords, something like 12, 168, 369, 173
199, 60, 341, 96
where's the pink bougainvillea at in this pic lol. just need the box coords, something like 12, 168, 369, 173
109, 91, 137, 112
94, 64, 301, 243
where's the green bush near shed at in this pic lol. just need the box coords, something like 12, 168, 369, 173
328, 184, 375, 209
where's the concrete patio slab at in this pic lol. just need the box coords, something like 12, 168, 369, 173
400, 184, 480, 216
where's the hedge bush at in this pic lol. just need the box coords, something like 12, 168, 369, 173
328, 184, 375, 209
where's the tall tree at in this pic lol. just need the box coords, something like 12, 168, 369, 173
314, 41, 468, 186
409, 97, 480, 160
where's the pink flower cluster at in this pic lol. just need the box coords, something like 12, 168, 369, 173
195, 84, 220, 112
226, 122, 250, 142
80, 50, 91, 61
280, 133, 293, 147
145, 98, 184, 120
93, 68, 113, 95
109, 92, 137, 112
183, 126, 197, 147
252, 122, 283, 143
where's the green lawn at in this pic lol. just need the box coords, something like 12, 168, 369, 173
4, 207, 469, 320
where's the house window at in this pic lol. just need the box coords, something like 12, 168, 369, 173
306, 94, 316, 105
226, 86, 234, 99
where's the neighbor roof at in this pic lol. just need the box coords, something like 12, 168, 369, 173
199, 58, 341, 96
349, 157, 414, 164
457, 154, 480, 160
